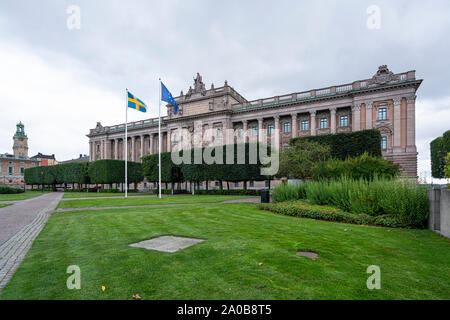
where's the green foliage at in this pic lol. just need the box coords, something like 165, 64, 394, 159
430, 130, 450, 178
142, 152, 183, 183
270, 177, 429, 228
445, 153, 450, 180
290, 129, 382, 159
0, 185, 24, 194
312, 152, 399, 180
24, 162, 90, 186
88, 160, 143, 185
271, 182, 308, 202
277, 140, 331, 179
194, 189, 260, 196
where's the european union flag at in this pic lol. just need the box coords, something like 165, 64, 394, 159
161, 82, 179, 114
128, 91, 147, 113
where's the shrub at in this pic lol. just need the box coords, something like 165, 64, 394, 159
290, 129, 382, 159
312, 152, 399, 180
430, 130, 450, 178
271, 182, 308, 203
0, 185, 24, 194
88, 160, 143, 186
194, 189, 260, 196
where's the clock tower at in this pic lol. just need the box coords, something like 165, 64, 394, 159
13, 122, 29, 158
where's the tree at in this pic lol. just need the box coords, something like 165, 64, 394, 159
277, 140, 331, 179
445, 153, 450, 180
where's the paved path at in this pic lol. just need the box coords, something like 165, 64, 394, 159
56, 197, 261, 212
0, 192, 62, 291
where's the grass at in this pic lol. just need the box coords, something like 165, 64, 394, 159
63, 192, 154, 199
1, 202, 449, 300
57, 195, 255, 209
0, 203, 12, 208
0, 191, 49, 201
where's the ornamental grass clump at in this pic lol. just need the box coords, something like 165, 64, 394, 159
271, 182, 308, 203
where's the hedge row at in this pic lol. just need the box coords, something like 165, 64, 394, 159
430, 130, 450, 178
142, 143, 270, 188
259, 201, 406, 228
0, 185, 25, 194
290, 129, 382, 160
24, 160, 143, 188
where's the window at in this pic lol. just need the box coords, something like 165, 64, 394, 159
238, 128, 243, 137
249, 181, 254, 188
199, 181, 203, 187
284, 122, 291, 133
215, 181, 220, 187
143, 183, 147, 188
96, 145, 100, 152
265, 180, 270, 188
340, 115, 348, 127
173, 133, 178, 142
234, 182, 239, 187
267, 124, 274, 135
9, 167, 13, 175
320, 118, 328, 129
153, 182, 157, 188
378, 108, 387, 120
252, 126, 258, 136
216, 128, 222, 137
381, 136, 387, 150
301, 120, 309, 131
32, 162, 36, 166
20, 167, 24, 175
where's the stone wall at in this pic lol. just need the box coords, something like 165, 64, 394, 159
428, 188, 450, 238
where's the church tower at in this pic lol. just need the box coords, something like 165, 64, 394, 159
13, 122, 28, 158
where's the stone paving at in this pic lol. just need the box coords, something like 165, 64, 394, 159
0, 192, 62, 291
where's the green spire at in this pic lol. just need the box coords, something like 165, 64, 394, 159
14, 122, 27, 138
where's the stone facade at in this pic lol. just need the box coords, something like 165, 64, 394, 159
0, 123, 40, 189
87, 66, 422, 187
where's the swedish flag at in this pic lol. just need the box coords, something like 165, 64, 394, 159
127, 91, 147, 113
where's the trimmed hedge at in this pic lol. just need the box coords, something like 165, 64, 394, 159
312, 152, 399, 180
290, 129, 382, 159
88, 160, 143, 185
194, 189, 260, 196
0, 185, 24, 194
430, 130, 450, 178
258, 201, 406, 228
25, 162, 90, 187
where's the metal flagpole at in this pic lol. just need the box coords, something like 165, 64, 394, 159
158, 79, 162, 199
125, 88, 128, 199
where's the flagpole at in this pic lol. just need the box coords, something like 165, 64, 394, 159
125, 88, 128, 199
158, 78, 162, 199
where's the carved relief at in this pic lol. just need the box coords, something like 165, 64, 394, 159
367, 65, 400, 85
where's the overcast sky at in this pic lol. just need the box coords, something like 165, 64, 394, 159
0, 0, 449, 181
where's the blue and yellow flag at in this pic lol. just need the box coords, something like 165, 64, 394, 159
127, 91, 147, 113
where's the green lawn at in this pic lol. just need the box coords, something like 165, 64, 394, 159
57, 195, 255, 209
2, 203, 449, 300
0, 191, 49, 201
63, 192, 154, 199
0, 203, 12, 208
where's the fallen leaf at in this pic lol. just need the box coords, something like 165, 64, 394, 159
344, 229, 348, 232
133, 294, 141, 300
237, 253, 242, 256
258, 262, 264, 266
101, 286, 106, 292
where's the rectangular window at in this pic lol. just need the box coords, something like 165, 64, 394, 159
378, 108, 387, 120
301, 120, 309, 131
9, 167, 13, 175
267, 124, 274, 135
249, 181, 254, 188
234, 182, 239, 187
215, 181, 220, 187
340, 115, 348, 127
284, 122, 291, 133
381, 136, 388, 150
320, 118, 328, 129
153, 182, 157, 188
252, 126, 258, 136
265, 180, 270, 188
238, 128, 243, 137
20, 167, 24, 175
216, 128, 222, 137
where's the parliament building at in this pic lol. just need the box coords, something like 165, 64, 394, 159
87, 65, 422, 188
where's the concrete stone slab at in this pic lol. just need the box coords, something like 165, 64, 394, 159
129, 236, 204, 253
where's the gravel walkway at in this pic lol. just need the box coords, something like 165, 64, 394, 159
0, 192, 63, 291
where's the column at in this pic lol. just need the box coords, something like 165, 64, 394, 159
131, 136, 136, 161
330, 107, 337, 133
352, 104, 361, 132
166, 130, 171, 152
242, 120, 248, 143
89, 142, 93, 161
310, 111, 316, 136
106, 140, 112, 159
114, 139, 119, 160
365, 101, 373, 129
406, 95, 416, 153
149, 134, 154, 154
291, 113, 297, 138
393, 97, 402, 149
100, 140, 104, 159
274, 115, 280, 135
258, 118, 263, 143
140, 135, 144, 161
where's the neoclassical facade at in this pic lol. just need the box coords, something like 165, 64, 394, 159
88, 66, 422, 179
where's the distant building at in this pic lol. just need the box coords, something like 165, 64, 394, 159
60, 154, 89, 164
30, 153, 58, 166
0, 123, 40, 188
